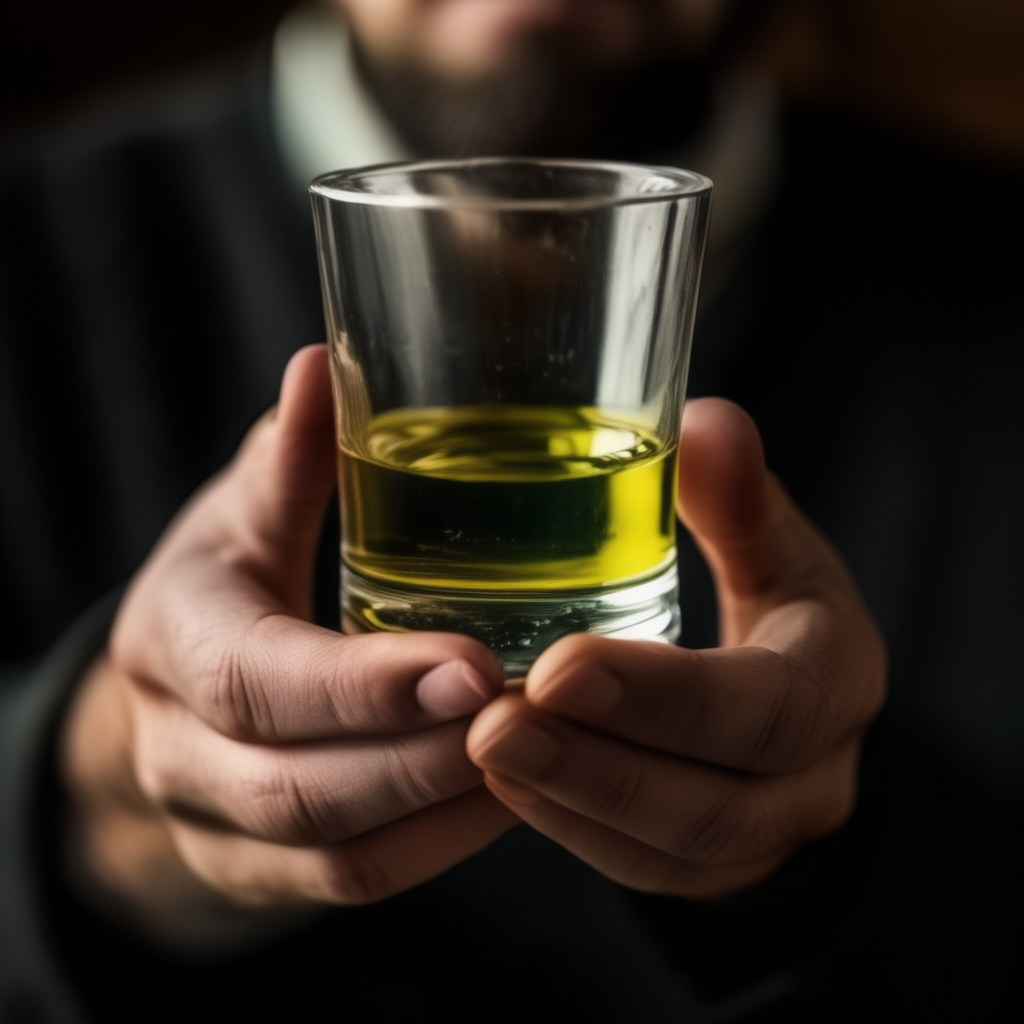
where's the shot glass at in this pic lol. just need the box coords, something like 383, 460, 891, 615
310, 159, 712, 676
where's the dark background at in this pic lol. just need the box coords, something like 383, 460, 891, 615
2, 0, 1024, 169
0, 0, 295, 131
0, 4, 1021, 1019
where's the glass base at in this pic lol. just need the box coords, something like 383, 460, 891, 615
341, 561, 681, 677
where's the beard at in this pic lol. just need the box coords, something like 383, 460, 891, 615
352, 2, 769, 162
355, 46, 717, 163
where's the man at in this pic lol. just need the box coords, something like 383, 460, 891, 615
0, 2, 1019, 1021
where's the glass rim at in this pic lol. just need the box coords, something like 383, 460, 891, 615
309, 157, 713, 211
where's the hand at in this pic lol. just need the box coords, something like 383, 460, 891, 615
61, 346, 517, 940
467, 399, 886, 898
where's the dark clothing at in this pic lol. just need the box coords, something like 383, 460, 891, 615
1, 58, 1022, 1022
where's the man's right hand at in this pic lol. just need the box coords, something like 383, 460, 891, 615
60, 345, 517, 939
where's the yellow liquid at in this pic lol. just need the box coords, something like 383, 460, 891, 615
339, 405, 677, 592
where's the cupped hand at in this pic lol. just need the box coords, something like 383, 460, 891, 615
467, 399, 886, 897
62, 346, 518, 928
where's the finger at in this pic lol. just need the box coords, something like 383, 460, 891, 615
223, 343, 339, 617
517, 402, 886, 773
128, 600, 505, 740
112, 345, 507, 741
131, 682, 486, 845
167, 787, 519, 907
524, 619, 880, 774
467, 696, 857, 866
676, 398, 874, 642
121, 522, 507, 740
484, 775, 785, 900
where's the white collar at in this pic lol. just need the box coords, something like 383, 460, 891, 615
271, 2, 409, 189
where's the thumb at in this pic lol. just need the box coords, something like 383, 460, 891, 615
677, 398, 834, 644
229, 344, 337, 612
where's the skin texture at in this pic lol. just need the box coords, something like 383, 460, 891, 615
63, 347, 884, 932
63, 348, 519, 933
467, 401, 885, 896
60, 1, 885, 933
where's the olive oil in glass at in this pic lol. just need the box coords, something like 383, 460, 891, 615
338, 405, 681, 671
311, 158, 712, 672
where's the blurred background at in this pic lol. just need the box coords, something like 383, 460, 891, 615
3, 0, 1023, 167
1, 4, 1021, 1016
0, 0, 292, 130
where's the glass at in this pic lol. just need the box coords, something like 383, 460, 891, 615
310, 159, 712, 676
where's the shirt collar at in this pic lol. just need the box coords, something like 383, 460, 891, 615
271, 2, 409, 190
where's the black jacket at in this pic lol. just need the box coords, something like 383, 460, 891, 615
1, 56, 1021, 1023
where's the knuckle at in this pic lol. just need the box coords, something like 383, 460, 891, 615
381, 739, 449, 809
735, 794, 786, 860
323, 647, 394, 733
247, 762, 342, 845
749, 659, 834, 773
585, 761, 649, 823
677, 788, 759, 865
203, 630, 277, 739
641, 647, 706, 742
381, 724, 479, 809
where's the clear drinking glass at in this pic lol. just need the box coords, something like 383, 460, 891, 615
310, 159, 712, 676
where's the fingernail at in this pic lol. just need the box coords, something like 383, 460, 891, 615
532, 665, 623, 720
475, 720, 561, 778
416, 661, 494, 720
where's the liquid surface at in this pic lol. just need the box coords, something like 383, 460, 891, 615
339, 405, 677, 591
